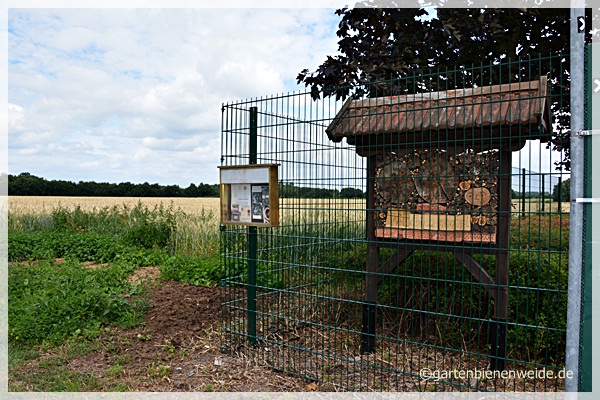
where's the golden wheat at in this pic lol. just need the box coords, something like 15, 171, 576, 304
8, 196, 221, 215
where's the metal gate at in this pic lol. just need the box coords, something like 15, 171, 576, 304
220, 54, 571, 392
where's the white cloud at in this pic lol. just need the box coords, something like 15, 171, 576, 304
8, 8, 340, 186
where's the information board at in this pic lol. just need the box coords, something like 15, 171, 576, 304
219, 164, 279, 227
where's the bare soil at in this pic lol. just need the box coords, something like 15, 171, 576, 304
10, 274, 319, 392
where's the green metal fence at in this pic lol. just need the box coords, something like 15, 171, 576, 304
220, 54, 571, 392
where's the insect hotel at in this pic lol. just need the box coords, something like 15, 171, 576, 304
326, 77, 550, 370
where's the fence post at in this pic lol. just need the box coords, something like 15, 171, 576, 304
558, 177, 563, 212
541, 174, 545, 212
565, 3, 585, 392
247, 106, 258, 346
521, 168, 526, 217
579, 42, 595, 393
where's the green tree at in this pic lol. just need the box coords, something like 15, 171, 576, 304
552, 178, 570, 202
340, 187, 365, 199
8, 172, 47, 195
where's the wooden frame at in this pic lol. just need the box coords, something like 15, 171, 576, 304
219, 164, 279, 227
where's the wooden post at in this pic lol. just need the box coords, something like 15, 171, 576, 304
361, 155, 379, 354
489, 148, 511, 371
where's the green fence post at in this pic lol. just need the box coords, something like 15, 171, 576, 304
248, 106, 258, 346
521, 168, 526, 217
541, 174, 545, 212
558, 177, 563, 212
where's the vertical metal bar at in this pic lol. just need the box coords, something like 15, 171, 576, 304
522, 168, 526, 217
558, 177, 563, 212
248, 106, 258, 346
566, 3, 585, 392
541, 174, 545, 212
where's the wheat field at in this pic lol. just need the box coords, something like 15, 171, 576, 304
8, 196, 221, 215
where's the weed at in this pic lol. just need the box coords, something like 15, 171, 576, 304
137, 333, 152, 342
8, 259, 148, 345
108, 364, 123, 378
159, 253, 220, 286
148, 363, 170, 378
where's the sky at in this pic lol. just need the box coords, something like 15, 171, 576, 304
5, 3, 586, 190
8, 7, 341, 187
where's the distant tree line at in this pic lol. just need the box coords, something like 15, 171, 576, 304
8, 172, 220, 197
279, 183, 365, 199
510, 178, 570, 202
511, 190, 552, 200
7, 173, 367, 199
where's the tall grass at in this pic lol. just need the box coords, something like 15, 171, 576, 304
8, 201, 220, 258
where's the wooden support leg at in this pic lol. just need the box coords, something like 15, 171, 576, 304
489, 149, 511, 371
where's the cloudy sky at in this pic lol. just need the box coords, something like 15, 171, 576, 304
6, 3, 586, 190
8, 7, 341, 186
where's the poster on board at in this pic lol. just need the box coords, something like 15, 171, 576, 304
251, 185, 270, 224
229, 184, 252, 223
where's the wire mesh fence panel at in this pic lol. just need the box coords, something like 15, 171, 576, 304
220, 54, 570, 392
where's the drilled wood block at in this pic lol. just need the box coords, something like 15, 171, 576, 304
374, 148, 500, 242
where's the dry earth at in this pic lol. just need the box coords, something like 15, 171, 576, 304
10, 268, 323, 392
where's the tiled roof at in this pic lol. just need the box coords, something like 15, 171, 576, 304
326, 77, 550, 151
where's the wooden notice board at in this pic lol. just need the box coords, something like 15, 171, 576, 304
219, 164, 279, 227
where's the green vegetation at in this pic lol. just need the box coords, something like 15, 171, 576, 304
9, 259, 148, 344
8, 202, 221, 348
279, 182, 365, 199
552, 178, 570, 202
512, 190, 551, 200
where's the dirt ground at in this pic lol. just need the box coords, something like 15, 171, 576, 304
76, 280, 322, 392
11, 272, 321, 392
